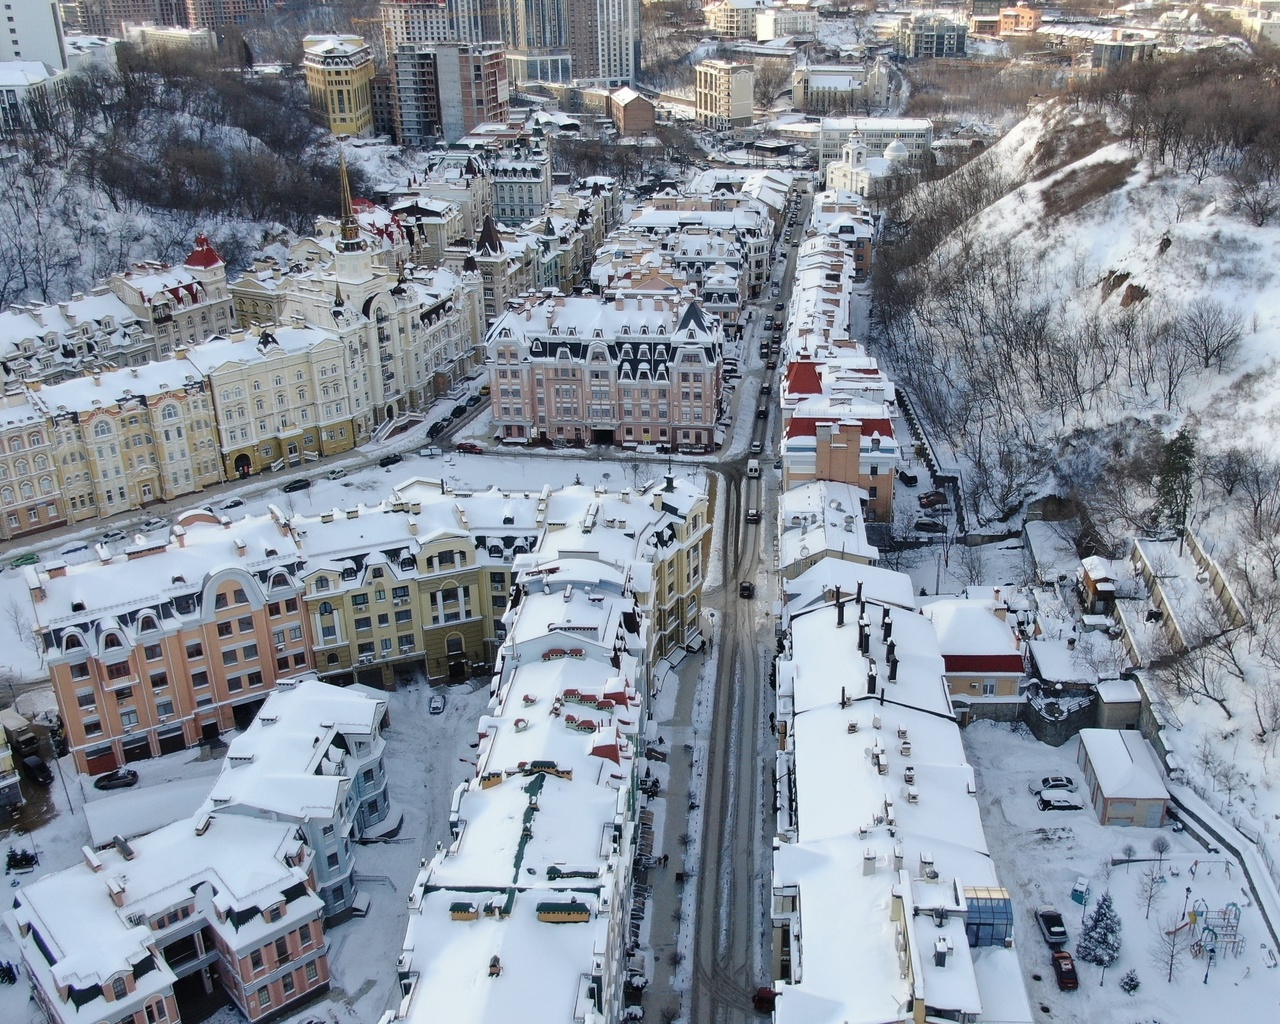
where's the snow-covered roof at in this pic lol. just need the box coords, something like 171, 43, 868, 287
1078, 729, 1168, 802
777, 480, 878, 569
783, 557, 919, 617
921, 598, 1024, 675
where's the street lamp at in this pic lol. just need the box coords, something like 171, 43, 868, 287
1203, 944, 1216, 984
1182, 886, 1192, 922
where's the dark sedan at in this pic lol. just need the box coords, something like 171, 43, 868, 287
93, 768, 140, 791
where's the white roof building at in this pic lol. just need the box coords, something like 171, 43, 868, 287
772, 565, 1035, 1024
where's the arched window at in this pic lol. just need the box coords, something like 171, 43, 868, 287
274, 376, 283, 387
94, 420, 112, 437
103, 633, 123, 649
39, 477, 53, 494
318, 600, 334, 615
64, 634, 83, 651
19, 480, 33, 499
138, 614, 159, 633
161, 405, 179, 421
315, 577, 330, 591
0, 465, 7, 479
34, 455, 47, 471
297, 387, 306, 402
0, 486, 13, 504
27, 431, 41, 447
8, 437, 21, 453
15, 459, 27, 476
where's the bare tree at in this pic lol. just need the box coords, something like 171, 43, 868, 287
1175, 298, 1243, 372
4, 595, 42, 668
1150, 834, 1171, 867
1121, 843, 1137, 870
1136, 864, 1165, 919
1150, 913, 1192, 982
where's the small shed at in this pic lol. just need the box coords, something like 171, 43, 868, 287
1076, 728, 1168, 827
1094, 677, 1142, 730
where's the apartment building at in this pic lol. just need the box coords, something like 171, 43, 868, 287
38, 360, 222, 519
487, 293, 725, 450
755, 3, 817, 41
380, 0, 453, 59
8, 813, 330, 1024
792, 60, 892, 114
0, 390, 68, 541
202, 676, 395, 919
490, 142, 552, 223
0, 0, 67, 67
0, 733, 20, 812
771, 559, 1034, 1024
303, 34, 376, 138
625, 202, 773, 296
695, 58, 755, 130
181, 325, 360, 479
442, 215, 539, 326
566, 0, 637, 85
121, 21, 217, 51
30, 508, 311, 774
702, 0, 772, 39
895, 13, 968, 58
392, 41, 510, 146
0, 290, 153, 386
107, 235, 235, 355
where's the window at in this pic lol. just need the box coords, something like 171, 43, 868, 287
233, 588, 247, 604
227, 675, 243, 692
305, 960, 319, 983
248, 671, 263, 687
106, 662, 131, 680
238, 615, 253, 632
222, 649, 238, 666
275, 936, 290, 962
144, 644, 162, 661
217, 622, 232, 638
257, 988, 270, 1009
282, 973, 295, 996
77, 689, 95, 708
120, 710, 139, 728
250, 950, 263, 971
192, 670, 209, 688
243, 644, 258, 660
299, 923, 312, 947
112, 977, 127, 1000
146, 999, 168, 1023
156, 699, 174, 717
186, 642, 203, 659
150, 671, 168, 690
326, 851, 340, 870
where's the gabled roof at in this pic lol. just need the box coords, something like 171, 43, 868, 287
477, 215, 504, 255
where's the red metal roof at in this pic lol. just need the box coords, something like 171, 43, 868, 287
184, 233, 224, 269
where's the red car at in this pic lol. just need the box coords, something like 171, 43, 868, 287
455, 442, 485, 455
918, 490, 948, 509
1051, 951, 1078, 990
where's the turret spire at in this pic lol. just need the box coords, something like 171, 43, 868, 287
338, 148, 362, 253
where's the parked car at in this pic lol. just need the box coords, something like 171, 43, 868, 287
282, 478, 311, 493
418, 446, 443, 458
100, 529, 128, 544
919, 490, 948, 509
452, 404, 468, 419
9, 552, 39, 568
914, 519, 947, 534
738, 581, 755, 599
456, 442, 485, 455
60, 542, 91, 556
466, 394, 482, 407
429, 693, 446, 715
1028, 775, 1077, 794
427, 420, 447, 438
326, 468, 347, 480
93, 767, 140, 791
1038, 792, 1085, 811
139, 517, 169, 532
219, 497, 245, 511
21, 756, 52, 786
378, 453, 404, 468
479, 384, 491, 396
897, 469, 918, 487
1050, 950, 1079, 991
1035, 906, 1069, 947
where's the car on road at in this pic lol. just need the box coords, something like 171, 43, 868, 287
427, 420, 447, 438
378, 453, 404, 468
219, 497, 245, 511
21, 755, 52, 786
282, 478, 311, 493
774, 302, 784, 311
139, 517, 169, 533
456, 441, 485, 455
750, 441, 763, 454
746, 508, 761, 524
466, 394, 482, 407
1037, 792, 1085, 811
1035, 906, 1069, 947
919, 490, 948, 509
429, 693, 446, 715
451, 404, 468, 419
326, 468, 346, 480
100, 529, 129, 544
738, 581, 755, 599
60, 542, 91, 556
93, 767, 140, 791
1050, 950, 1079, 990
914, 519, 947, 534
1028, 775, 1077, 794
766, 359, 777, 369
9, 552, 39, 568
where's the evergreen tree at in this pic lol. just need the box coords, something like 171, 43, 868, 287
1154, 428, 1197, 533
1120, 968, 1140, 995
1076, 890, 1122, 967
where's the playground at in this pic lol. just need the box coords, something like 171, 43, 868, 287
965, 721, 1280, 1023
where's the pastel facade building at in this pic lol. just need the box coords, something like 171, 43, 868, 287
486, 293, 724, 450
0, 390, 68, 540
695, 58, 754, 130
303, 34, 376, 138
31, 508, 311, 774
5, 813, 330, 1024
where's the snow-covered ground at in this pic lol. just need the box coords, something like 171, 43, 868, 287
965, 721, 1280, 1023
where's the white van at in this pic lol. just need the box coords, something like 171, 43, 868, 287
746, 458, 760, 478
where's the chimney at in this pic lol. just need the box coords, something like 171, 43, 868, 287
856, 580, 863, 603
106, 876, 126, 907
112, 835, 136, 861
866, 660, 877, 695
934, 937, 950, 968
235, 539, 247, 556
862, 848, 876, 876
834, 585, 844, 627
47, 563, 67, 579
92, 373, 102, 387
882, 614, 892, 643
82, 846, 103, 872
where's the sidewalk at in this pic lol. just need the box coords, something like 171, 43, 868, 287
641, 645, 711, 1022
